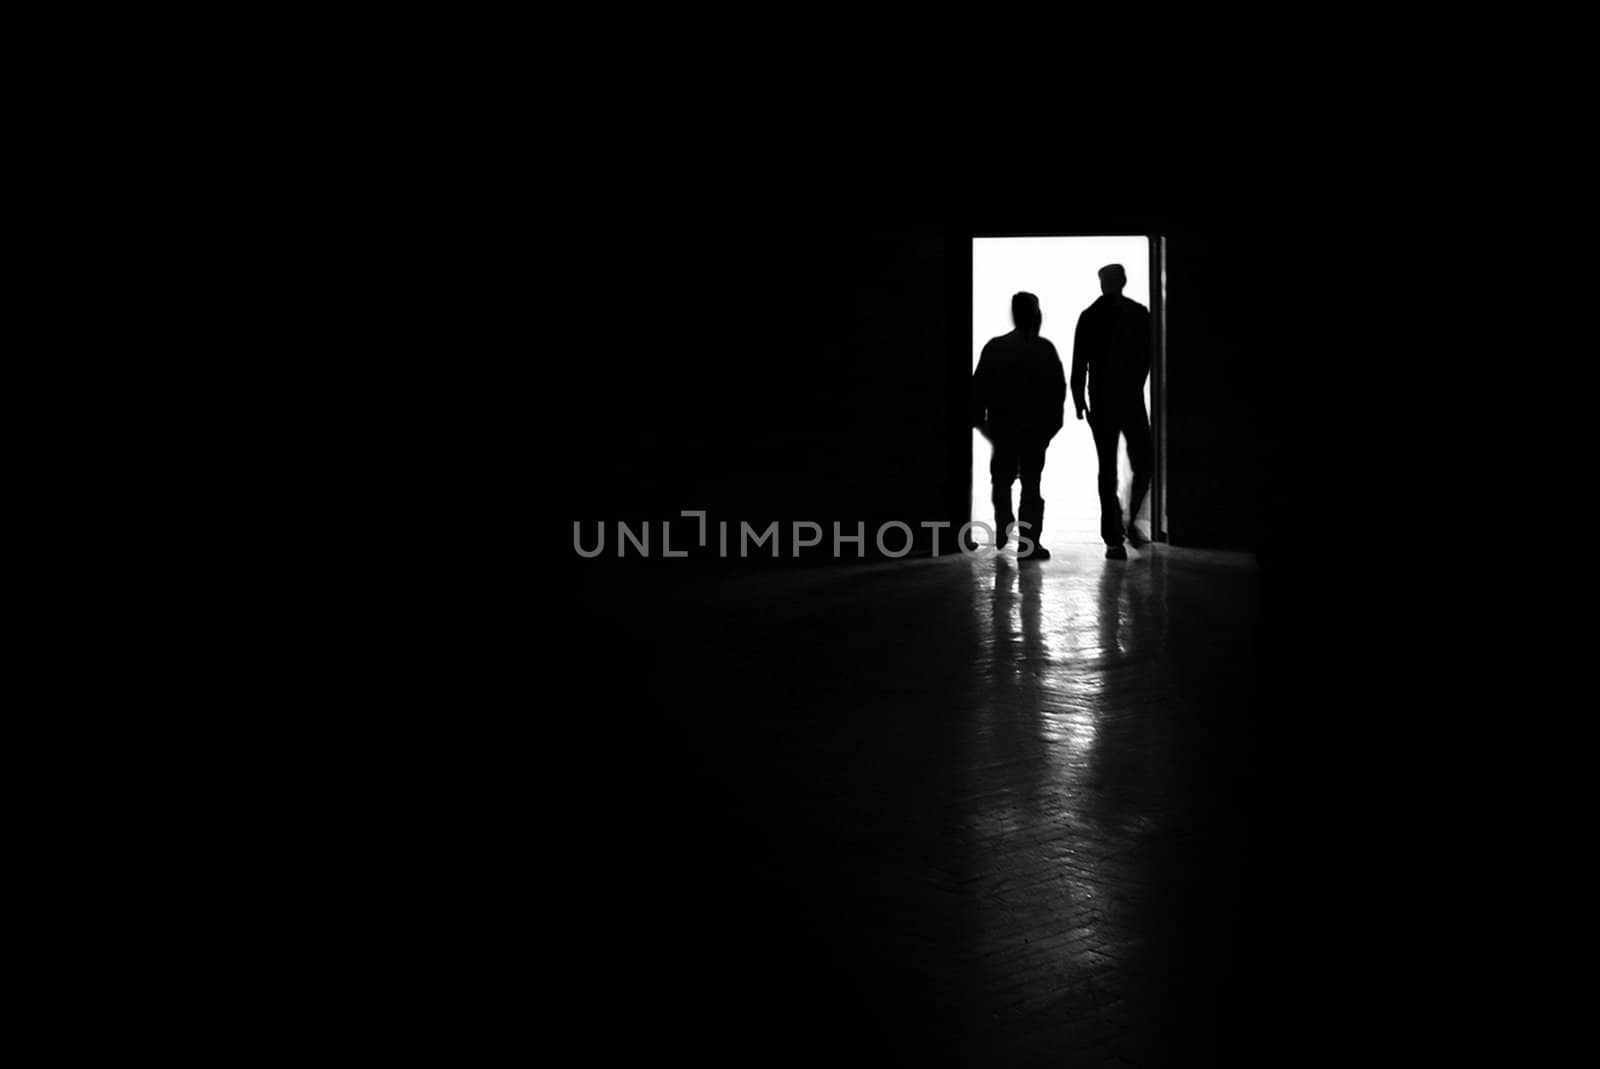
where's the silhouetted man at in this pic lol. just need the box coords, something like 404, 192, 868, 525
1072, 264, 1152, 560
973, 292, 1066, 560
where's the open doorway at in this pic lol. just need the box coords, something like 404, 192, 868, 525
971, 235, 1161, 548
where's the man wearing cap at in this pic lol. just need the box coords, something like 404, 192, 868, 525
1071, 264, 1153, 560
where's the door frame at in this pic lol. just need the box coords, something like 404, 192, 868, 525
963, 232, 1169, 544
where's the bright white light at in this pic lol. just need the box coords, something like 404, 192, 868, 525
973, 237, 1152, 546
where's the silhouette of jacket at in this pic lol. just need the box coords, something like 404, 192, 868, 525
1071, 295, 1150, 412
972, 331, 1067, 443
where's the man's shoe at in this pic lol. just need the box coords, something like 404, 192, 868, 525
1126, 523, 1149, 548
1106, 544, 1128, 560
1024, 544, 1051, 561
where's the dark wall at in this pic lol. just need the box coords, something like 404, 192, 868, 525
1163, 231, 1267, 550
552, 225, 960, 559
550, 217, 1263, 561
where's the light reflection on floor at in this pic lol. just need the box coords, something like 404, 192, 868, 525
962, 547, 1187, 1054
580, 541, 1258, 1066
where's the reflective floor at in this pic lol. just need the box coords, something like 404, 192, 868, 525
555, 543, 1261, 1067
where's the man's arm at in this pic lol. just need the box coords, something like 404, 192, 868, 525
1046, 340, 1067, 438
1135, 303, 1153, 388
1070, 310, 1090, 418
972, 341, 993, 437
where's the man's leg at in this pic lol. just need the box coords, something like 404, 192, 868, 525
1017, 441, 1043, 537
1090, 409, 1124, 548
990, 440, 1018, 547
1125, 397, 1154, 544
1018, 441, 1046, 554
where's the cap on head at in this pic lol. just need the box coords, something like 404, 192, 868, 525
1098, 264, 1127, 296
